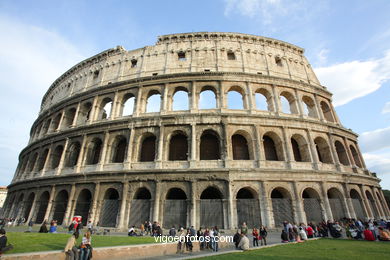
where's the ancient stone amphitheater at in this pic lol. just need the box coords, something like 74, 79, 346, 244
3, 32, 389, 230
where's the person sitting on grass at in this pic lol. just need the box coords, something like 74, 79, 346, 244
299, 226, 307, 240
0, 229, 13, 256
237, 233, 249, 250
39, 220, 48, 233
233, 230, 241, 249
128, 225, 137, 236
64, 232, 79, 260
363, 226, 375, 241
281, 229, 289, 243
378, 227, 390, 241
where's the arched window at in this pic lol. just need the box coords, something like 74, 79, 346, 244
140, 135, 156, 162
320, 101, 335, 122
37, 149, 49, 171
314, 137, 333, 163
100, 188, 120, 227
200, 186, 224, 228
199, 88, 217, 109
43, 119, 51, 134
255, 89, 272, 111
74, 189, 92, 225
169, 133, 188, 161
122, 94, 135, 116
112, 136, 127, 163
99, 98, 113, 120
291, 134, 311, 162
280, 92, 297, 114
232, 134, 249, 160
172, 89, 189, 111
302, 188, 322, 223
146, 91, 161, 112
335, 141, 349, 166
200, 130, 220, 160
66, 142, 81, 167
263, 135, 281, 161
28, 153, 38, 172
164, 188, 187, 228
271, 188, 293, 226
63, 108, 76, 128
227, 90, 244, 109
350, 145, 362, 168
327, 188, 347, 220
302, 96, 317, 118
51, 145, 64, 169
52, 190, 68, 225
51, 113, 62, 131
227, 51, 236, 60
86, 138, 103, 165
77, 102, 92, 124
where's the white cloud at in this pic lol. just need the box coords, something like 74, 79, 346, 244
382, 101, 390, 114
0, 15, 86, 185
362, 152, 390, 189
315, 50, 390, 107
359, 126, 390, 153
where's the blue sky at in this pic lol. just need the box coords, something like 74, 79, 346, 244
1, 0, 390, 188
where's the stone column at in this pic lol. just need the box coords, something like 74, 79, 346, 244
89, 95, 99, 123
190, 181, 197, 227
26, 191, 39, 223
56, 138, 69, 175
253, 125, 262, 167
89, 183, 101, 225
71, 102, 81, 127
75, 134, 87, 173
227, 181, 235, 229
152, 181, 162, 223
359, 185, 373, 219
161, 83, 168, 113
312, 94, 322, 120
190, 124, 197, 162
342, 184, 356, 219
282, 127, 292, 168
156, 125, 164, 168
41, 145, 53, 177
327, 134, 341, 171
124, 127, 134, 169
245, 82, 253, 112
320, 182, 333, 221
371, 187, 385, 218
190, 81, 198, 112
219, 81, 226, 109
62, 184, 76, 226
97, 131, 110, 171
292, 181, 306, 224
43, 186, 56, 222
111, 91, 120, 119
294, 89, 304, 117
306, 130, 319, 170
56, 112, 66, 132
259, 181, 271, 228
134, 86, 143, 116
342, 137, 354, 167
118, 182, 129, 230
271, 84, 280, 114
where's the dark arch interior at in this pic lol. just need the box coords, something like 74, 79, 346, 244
39, 191, 50, 201
140, 135, 156, 162
302, 188, 319, 199
291, 138, 302, 162
104, 188, 120, 200
169, 134, 188, 161
113, 137, 127, 163
236, 188, 255, 199
166, 188, 187, 200
200, 131, 220, 160
134, 188, 152, 199
263, 135, 279, 161
78, 189, 92, 202
327, 188, 342, 199
271, 189, 288, 199
232, 134, 250, 160
56, 190, 68, 201
350, 189, 361, 199
200, 187, 223, 199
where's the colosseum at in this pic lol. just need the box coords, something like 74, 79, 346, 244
2, 32, 389, 230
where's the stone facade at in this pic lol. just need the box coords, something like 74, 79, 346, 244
2, 32, 389, 230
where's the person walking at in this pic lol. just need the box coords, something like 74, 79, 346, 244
259, 226, 268, 246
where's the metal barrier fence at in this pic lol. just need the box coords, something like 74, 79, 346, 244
200, 199, 224, 228
99, 199, 120, 227
272, 198, 293, 226
303, 198, 323, 223
74, 201, 91, 225
351, 198, 365, 220
163, 200, 187, 228
129, 199, 151, 227
236, 199, 261, 228
35, 201, 49, 223
52, 201, 68, 225
329, 198, 345, 220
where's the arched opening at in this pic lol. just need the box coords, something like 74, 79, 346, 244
314, 137, 333, 163
77, 102, 92, 124
199, 88, 217, 109
129, 188, 151, 227
335, 141, 349, 166
140, 135, 156, 162
302, 188, 323, 223
271, 188, 294, 226
227, 90, 244, 109
51, 145, 64, 169
23, 193, 35, 220
263, 134, 283, 161
51, 113, 62, 132
99, 98, 113, 120
63, 108, 76, 128
52, 190, 68, 225
232, 134, 250, 160
12, 194, 24, 218
111, 136, 127, 163
200, 187, 224, 228
146, 91, 161, 113
86, 138, 103, 165
163, 188, 187, 228
100, 188, 120, 227
320, 101, 335, 122
350, 145, 363, 168
169, 133, 188, 161
35, 191, 50, 224
291, 134, 311, 162
236, 188, 261, 228
302, 96, 317, 118
122, 94, 135, 116
43, 118, 51, 135
65, 142, 81, 167
37, 149, 49, 171
350, 189, 366, 220
327, 188, 347, 221
28, 153, 38, 172
280, 92, 297, 114
200, 130, 220, 160
74, 189, 92, 225
172, 89, 189, 111
365, 190, 379, 219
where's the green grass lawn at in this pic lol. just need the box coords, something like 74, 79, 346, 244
5, 232, 156, 254
198, 239, 390, 260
